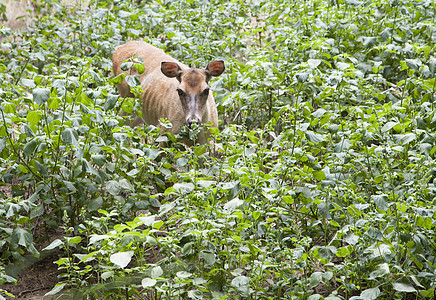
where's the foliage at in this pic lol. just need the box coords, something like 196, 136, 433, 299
1, 0, 436, 298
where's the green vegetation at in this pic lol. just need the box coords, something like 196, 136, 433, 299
1, 0, 436, 298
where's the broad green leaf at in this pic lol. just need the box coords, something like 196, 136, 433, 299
23, 124, 35, 137
224, 197, 244, 211
33, 88, 50, 106
42, 239, 63, 251
194, 145, 206, 156
106, 180, 121, 195
231, 275, 249, 297
61, 128, 79, 147
373, 194, 389, 211
134, 62, 145, 73
0, 139, 6, 153
22, 78, 36, 88
313, 171, 325, 180
45, 284, 66, 296
369, 263, 389, 279
405, 58, 422, 71
392, 282, 417, 293
429, 56, 436, 75
306, 131, 326, 143
151, 266, 163, 278
125, 74, 141, 87
110, 251, 134, 269
308, 59, 321, 69
142, 278, 157, 288
176, 271, 192, 278
27, 110, 42, 126
23, 139, 37, 157
88, 197, 103, 211
200, 251, 216, 265
381, 121, 397, 133
173, 182, 194, 193
12, 228, 33, 247
360, 287, 380, 300
309, 272, 322, 287
400, 133, 416, 145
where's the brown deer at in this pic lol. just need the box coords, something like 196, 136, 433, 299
112, 41, 225, 145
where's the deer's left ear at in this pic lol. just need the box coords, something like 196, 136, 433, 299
161, 62, 182, 79
205, 60, 225, 77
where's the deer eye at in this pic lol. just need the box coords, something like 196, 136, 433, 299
202, 88, 210, 96
177, 88, 184, 97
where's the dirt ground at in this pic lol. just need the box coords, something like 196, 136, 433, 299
1, 253, 61, 300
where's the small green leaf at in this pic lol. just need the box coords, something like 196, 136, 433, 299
194, 145, 206, 156
33, 88, 50, 106
27, 110, 43, 126
306, 131, 326, 143
200, 251, 216, 265
360, 287, 380, 300
231, 276, 250, 297
142, 278, 157, 288
392, 282, 417, 293
110, 251, 133, 269
125, 74, 141, 87
23, 139, 37, 157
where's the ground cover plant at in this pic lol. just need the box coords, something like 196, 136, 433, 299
1, 0, 436, 298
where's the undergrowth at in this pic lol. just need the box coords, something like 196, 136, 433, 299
1, 0, 436, 299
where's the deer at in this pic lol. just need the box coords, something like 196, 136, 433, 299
112, 41, 225, 145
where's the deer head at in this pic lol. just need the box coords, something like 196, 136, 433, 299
161, 60, 225, 128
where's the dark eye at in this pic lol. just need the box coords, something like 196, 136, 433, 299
177, 89, 184, 96
202, 88, 210, 96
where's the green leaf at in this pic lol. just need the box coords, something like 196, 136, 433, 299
400, 133, 416, 145
134, 63, 145, 73
23, 124, 36, 137
125, 74, 141, 87
224, 197, 244, 211
23, 139, 37, 157
61, 128, 79, 147
33, 88, 50, 106
45, 284, 66, 296
200, 251, 216, 265
27, 110, 42, 126
106, 180, 121, 195
142, 278, 157, 288
309, 272, 322, 288
173, 182, 194, 193
88, 197, 103, 211
105, 94, 119, 111
12, 228, 33, 247
373, 194, 389, 211
308, 59, 322, 69
392, 282, 417, 293
369, 263, 389, 279
306, 131, 326, 143
360, 287, 381, 300
110, 251, 134, 269
405, 58, 422, 71
194, 145, 206, 156
0, 139, 6, 153
381, 121, 397, 133
429, 56, 436, 75
151, 266, 163, 278
231, 275, 250, 297
313, 171, 325, 180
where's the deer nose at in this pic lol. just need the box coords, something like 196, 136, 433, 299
187, 118, 201, 128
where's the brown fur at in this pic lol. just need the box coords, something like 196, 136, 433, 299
112, 41, 224, 145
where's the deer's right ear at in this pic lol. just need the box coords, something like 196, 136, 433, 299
161, 62, 182, 79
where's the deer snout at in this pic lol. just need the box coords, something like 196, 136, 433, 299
186, 118, 201, 128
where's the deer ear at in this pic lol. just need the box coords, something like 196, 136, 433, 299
206, 60, 225, 77
161, 62, 182, 78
